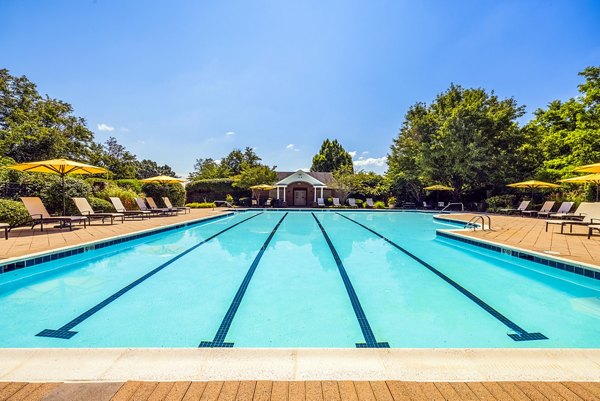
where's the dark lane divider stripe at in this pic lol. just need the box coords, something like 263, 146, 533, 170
312, 213, 389, 348
37, 212, 264, 340
336, 212, 547, 342
199, 212, 289, 347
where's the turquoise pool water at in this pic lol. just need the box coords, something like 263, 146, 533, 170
1, 211, 599, 348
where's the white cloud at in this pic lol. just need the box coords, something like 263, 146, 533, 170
286, 144, 300, 151
225, 131, 235, 136
362, 151, 369, 155
353, 156, 388, 167
120, 127, 130, 132
97, 123, 114, 132
348, 150, 357, 157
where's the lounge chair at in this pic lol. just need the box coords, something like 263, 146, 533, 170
438, 202, 445, 209
348, 198, 358, 208
521, 201, 555, 218
135, 198, 174, 216
545, 202, 600, 233
422, 201, 432, 209
365, 198, 374, 208
72, 198, 124, 224
264, 198, 273, 207
588, 224, 600, 239
539, 201, 573, 219
499, 200, 530, 214
317, 198, 326, 207
333, 198, 341, 207
549, 202, 582, 219
251, 199, 258, 207
20, 197, 87, 231
146, 197, 180, 214
162, 197, 191, 214
109, 197, 151, 219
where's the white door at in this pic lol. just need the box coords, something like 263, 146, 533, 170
294, 190, 307, 206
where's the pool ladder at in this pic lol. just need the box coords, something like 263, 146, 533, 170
464, 215, 492, 231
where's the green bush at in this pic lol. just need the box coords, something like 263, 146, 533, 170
0, 199, 30, 227
485, 194, 516, 212
185, 202, 216, 208
186, 178, 250, 203
354, 199, 364, 208
43, 177, 92, 215
374, 201, 386, 209
88, 196, 114, 212
387, 196, 397, 208
225, 194, 234, 204
114, 179, 143, 193
94, 185, 139, 210
142, 182, 185, 207
325, 197, 333, 206
85, 178, 110, 192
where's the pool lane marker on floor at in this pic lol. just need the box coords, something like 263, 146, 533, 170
199, 212, 288, 348
312, 213, 390, 348
336, 213, 547, 342
36, 212, 264, 340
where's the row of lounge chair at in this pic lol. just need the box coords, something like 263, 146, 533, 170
500, 200, 600, 238
18, 196, 190, 232
316, 198, 375, 208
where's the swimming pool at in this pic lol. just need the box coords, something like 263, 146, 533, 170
1, 211, 599, 348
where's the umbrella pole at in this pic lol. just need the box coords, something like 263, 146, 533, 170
62, 174, 66, 216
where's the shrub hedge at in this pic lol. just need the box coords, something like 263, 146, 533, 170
185, 202, 216, 208
186, 178, 250, 203
0, 199, 30, 227
142, 182, 186, 207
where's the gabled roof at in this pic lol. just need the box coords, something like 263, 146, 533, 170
275, 169, 329, 186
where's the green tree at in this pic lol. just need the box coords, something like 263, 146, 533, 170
221, 147, 262, 176
188, 158, 226, 180
387, 84, 530, 200
136, 159, 177, 179
0, 69, 95, 162
232, 165, 277, 189
528, 66, 600, 181
89, 137, 138, 179
310, 139, 353, 172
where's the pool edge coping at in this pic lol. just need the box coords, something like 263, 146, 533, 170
1, 348, 600, 382
433, 214, 600, 278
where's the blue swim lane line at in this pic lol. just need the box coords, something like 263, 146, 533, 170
336, 212, 547, 342
199, 212, 289, 347
36, 212, 264, 340
312, 213, 390, 348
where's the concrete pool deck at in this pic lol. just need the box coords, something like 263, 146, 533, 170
4, 379, 600, 401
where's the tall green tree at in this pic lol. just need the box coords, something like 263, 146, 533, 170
220, 147, 262, 176
188, 158, 226, 180
0, 69, 95, 162
136, 159, 177, 179
232, 165, 277, 189
528, 66, 600, 181
310, 139, 353, 172
89, 137, 138, 179
387, 84, 531, 200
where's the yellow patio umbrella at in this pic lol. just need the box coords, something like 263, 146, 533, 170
249, 184, 275, 205
424, 184, 453, 191
140, 175, 185, 184
424, 184, 453, 205
559, 174, 600, 201
574, 163, 600, 173
506, 180, 560, 200
6, 158, 108, 215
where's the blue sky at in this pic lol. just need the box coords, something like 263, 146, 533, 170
1, 0, 599, 176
